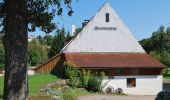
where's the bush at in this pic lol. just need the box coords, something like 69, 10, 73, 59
79, 70, 91, 88
155, 91, 170, 100
69, 77, 80, 88
64, 62, 80, 88
87, 72, 105, 92
64, 62, 79, 78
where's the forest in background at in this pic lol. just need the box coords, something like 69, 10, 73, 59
139, 25, 170, 67
0, 28, 71, 69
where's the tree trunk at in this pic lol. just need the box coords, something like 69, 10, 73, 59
3, 0, 28, 100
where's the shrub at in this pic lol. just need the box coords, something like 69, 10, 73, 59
155, 91, 170, 100
79, 70, 91, 88
63, 62, 80, 88
87, 72, 105, 92
64, 62, 79, 78
69, 77, 80, 88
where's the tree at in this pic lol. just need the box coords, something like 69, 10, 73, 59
44, 34, 53, 45
28, 40, 41, 66
0, 0, 73, 99
48, 28, 66, 58
76, 27, 82, 33
37, 35, 44, 45
140, 25, 170, 67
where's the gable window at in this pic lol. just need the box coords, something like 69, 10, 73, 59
106, 13, 110, 22
127, 78, 136, 87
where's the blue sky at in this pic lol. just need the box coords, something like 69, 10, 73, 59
29, 0, 170, 40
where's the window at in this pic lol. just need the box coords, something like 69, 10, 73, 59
127, 78, 136, 87
106, 13, 110, 22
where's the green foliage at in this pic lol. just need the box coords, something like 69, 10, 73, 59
150, 51, 161, 61
87, 72, 105, 92
0, 35, 4, 69
0, 76, 3, 97
48, 28, 66, 58
0, 0, 73, 33
37, 35, 44, 45
28, 41, 41, 66
0, 35, 2, 44
63, 62, 80, 88
75, 27, 82, 33
162, 68, 170, 77
79, 70, 91, 88
140, 25, 170, 67
28, 40, 49, 66
28, 73, 58, 96
64, 62, 105, 90
63, 88, 88, 100
69, 77, 80, 88
0, 44, 4, 69
44, 35, 53, 45
63, 62, 79, 78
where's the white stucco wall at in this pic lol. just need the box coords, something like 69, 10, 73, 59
102, 75, 162, 95
62, 3, 145, 53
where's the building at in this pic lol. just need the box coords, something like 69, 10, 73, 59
34, 3, 165, 95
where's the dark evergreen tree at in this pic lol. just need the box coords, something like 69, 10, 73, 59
48, 28, 66, 58
44, 34, 53, 45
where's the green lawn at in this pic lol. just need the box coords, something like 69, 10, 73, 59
0, 76, 3, 98
0, 73, 58, 98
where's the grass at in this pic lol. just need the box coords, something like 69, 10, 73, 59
63, 88, 89, 100
28, 73, 58, 96
0, 73, 58, 98
0, 76, 3, 99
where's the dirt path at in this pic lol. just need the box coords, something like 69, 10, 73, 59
77, 95, 155, 100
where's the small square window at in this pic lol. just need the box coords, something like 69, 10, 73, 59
127, 78, 136, 87
106, 13, 110, 22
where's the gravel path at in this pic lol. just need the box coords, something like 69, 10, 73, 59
77, 95, 156, 100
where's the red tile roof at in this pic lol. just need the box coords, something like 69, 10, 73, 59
64, 53, 165, 68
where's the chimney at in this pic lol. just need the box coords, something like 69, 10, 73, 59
82, 20, 89, 27
71, 24, 76, 36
